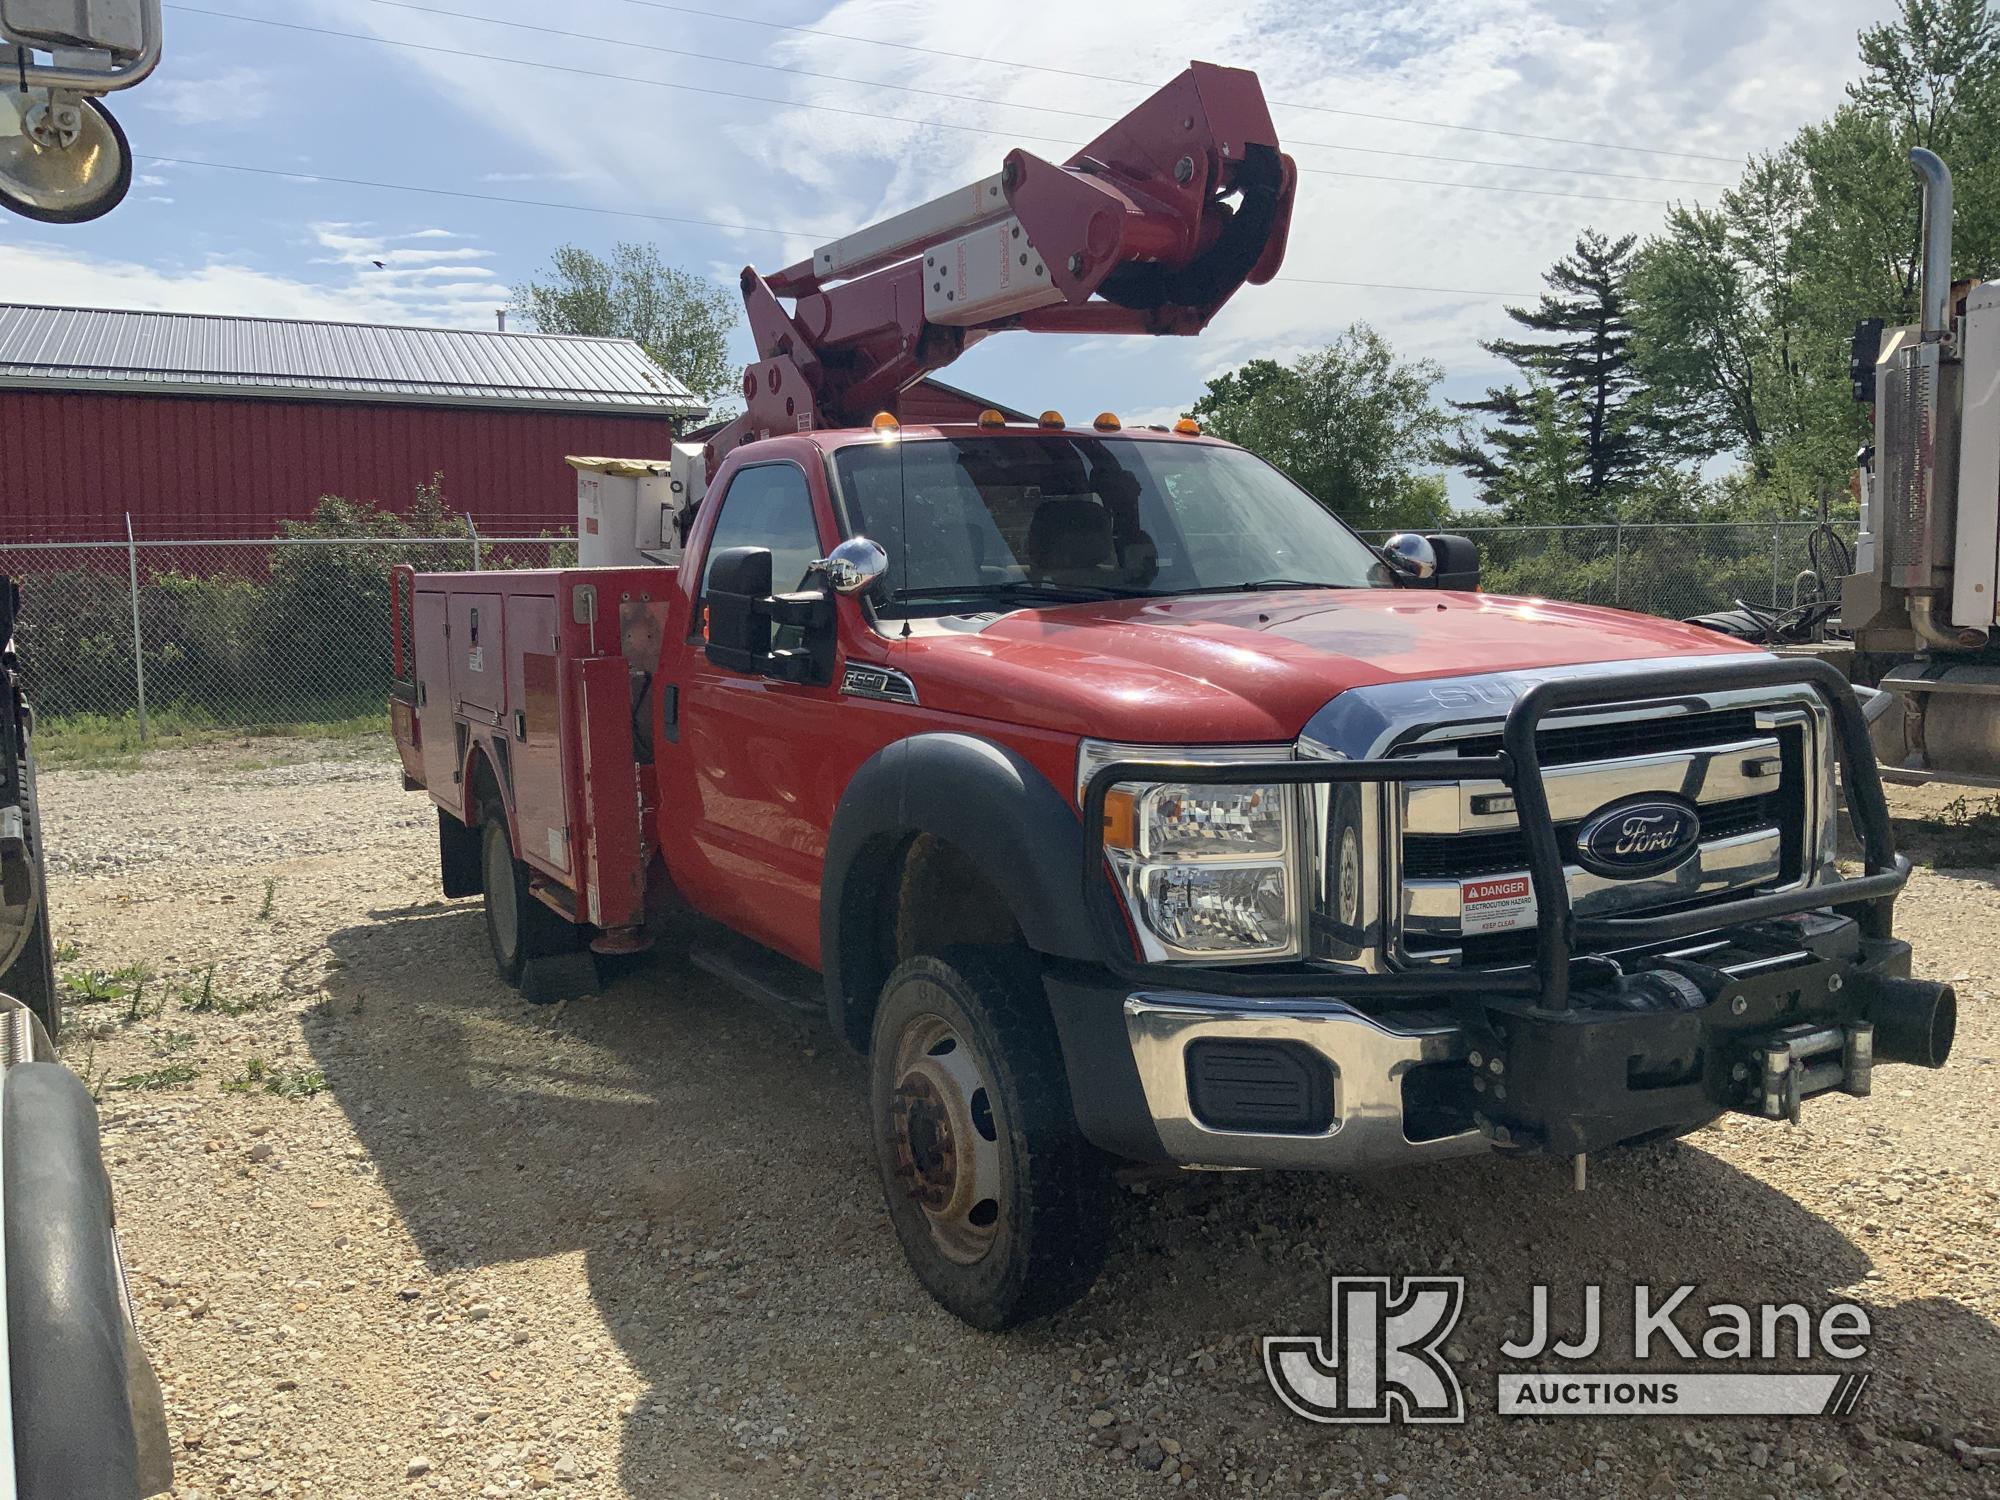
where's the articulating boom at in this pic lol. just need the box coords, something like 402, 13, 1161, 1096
704, 61, 1297, 466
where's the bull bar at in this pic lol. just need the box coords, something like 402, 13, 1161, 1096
1079, 655, 1911, 1006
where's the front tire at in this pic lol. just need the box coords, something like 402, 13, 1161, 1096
869, 948, 1110, 1329
479, 815, 577, 987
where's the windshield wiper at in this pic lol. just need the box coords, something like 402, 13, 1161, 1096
1144, 578, 1347, 596
892, 580, 1139, 606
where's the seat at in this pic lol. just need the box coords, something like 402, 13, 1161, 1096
1026, 499, 1115, 584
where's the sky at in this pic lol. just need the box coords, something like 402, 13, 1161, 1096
1, 0, 1895, 454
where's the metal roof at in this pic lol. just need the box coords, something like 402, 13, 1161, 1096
0, 303, 709, 417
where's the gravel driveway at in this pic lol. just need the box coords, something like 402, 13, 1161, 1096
34, 739, 2000, 1500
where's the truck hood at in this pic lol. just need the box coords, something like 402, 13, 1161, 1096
900, 588, 1755, 743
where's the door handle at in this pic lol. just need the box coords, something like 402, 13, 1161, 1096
513, 709, 528, 742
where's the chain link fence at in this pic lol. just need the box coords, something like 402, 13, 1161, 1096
1, 520, 1851, 759
1357, 520, 1856, 622
0, 532, 575, 761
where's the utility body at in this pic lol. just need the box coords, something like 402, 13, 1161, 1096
395, 63, 1955, 1328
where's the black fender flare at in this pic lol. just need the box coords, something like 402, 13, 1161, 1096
820, 733, 1099, 1047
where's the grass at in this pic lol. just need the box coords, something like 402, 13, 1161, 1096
109, 1062, 199, 1093
61, 961, 152, 1007
257, 877, 277, 921
178, 967, 265, 1017
34, 710, 389, 771
221, 1057, 324, 1100
1908, 792, 2000, 868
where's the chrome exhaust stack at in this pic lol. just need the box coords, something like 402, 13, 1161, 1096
1911, 148, 1954, 341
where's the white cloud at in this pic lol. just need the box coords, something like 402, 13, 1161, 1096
140, 65, 274, 128
0, 237, 503, 329
287, 0, 1889, 413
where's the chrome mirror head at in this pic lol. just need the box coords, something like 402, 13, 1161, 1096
811, 536, 889, 596
1382, 533, 1438, 581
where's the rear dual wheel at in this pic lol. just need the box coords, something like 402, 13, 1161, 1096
480, 815, 578, 986
869, 948, 1110, 1330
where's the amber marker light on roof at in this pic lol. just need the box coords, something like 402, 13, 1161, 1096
1094, 412, 1122, 432
1174, 417, 1201, 435
1038, 410, 1065, 429
871, 411, 900, 441
978, 408, 1007, 428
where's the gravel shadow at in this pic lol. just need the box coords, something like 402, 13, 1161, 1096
312, 906, 2000, 1499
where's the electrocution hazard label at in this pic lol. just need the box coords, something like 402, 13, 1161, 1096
1461, 875, 1534, 935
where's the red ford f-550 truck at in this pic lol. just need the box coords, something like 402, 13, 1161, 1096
393, 63, 1954, 1329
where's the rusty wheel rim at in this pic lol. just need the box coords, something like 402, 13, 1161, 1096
888, 1011, 1003, 1266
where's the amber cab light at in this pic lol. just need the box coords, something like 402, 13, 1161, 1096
1038, 409, 1065, 430
1094, 411, 1122, 432
1174, 417, 1201, 435
1101, 789, 1137, 851
978, 408, 1007, 428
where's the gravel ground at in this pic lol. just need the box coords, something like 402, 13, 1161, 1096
31, 738, 2000, 1500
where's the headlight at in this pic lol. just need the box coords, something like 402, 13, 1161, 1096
1078, 740, 1301, 962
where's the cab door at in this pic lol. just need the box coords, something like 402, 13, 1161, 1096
671, 459, 849, 962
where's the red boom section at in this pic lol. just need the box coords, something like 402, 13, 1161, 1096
707, 61, 1296, 464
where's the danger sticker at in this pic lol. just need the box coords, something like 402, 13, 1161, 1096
1461, 875, 1534, 935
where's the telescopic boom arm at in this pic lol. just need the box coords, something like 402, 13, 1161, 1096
703, 60, 1297, 467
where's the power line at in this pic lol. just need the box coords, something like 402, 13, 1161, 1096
344, 0, 1732, 190
132, 154, 1539, 301
167, 7, 1687, 208
593, 0, 1745, 165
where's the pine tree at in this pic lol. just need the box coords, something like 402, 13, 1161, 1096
1452, 230, 1659, 518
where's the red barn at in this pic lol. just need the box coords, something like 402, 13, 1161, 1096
0, 303, 708, 541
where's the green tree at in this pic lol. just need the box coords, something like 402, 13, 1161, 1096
1189, 323, 1459, 530
1453, 230, 1659, 512
1628, 0, 2000, 510
512, 242, 738, 403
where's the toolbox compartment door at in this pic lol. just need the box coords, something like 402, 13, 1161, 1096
412, 589, 461, 813
505, 593, 570, 877
448, 592, 505, 719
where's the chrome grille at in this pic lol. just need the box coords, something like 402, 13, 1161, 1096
1391, 707, 1814, 965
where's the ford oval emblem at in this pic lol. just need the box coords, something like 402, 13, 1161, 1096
1575, 795, 1702, 879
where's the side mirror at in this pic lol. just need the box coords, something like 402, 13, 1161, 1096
1382, 533, 1437, 580
1383, 533, 1480, 591
1427, 534, 1481, 591
703, 545, 835, 683
703, 546, 774, 674
810, 536, 889, 597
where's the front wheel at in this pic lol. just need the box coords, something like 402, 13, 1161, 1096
869, 948, 1110, 1329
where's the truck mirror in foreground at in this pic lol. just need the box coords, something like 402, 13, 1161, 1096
1384, 532, 1481, 591
810, 536, 889, 597
0, 0, 162, 225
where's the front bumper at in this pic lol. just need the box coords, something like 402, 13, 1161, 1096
1050, 915, 1950, 1170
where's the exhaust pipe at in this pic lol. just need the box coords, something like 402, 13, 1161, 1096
1910, 148, 1954, 340
1867, 977, 1957, 1068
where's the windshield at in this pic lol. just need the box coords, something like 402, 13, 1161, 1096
831, 435, 1393, 613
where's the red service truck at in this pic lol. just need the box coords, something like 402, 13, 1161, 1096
393, 63, 1955, 1330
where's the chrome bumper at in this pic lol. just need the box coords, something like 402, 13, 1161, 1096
1122, 992, 1488, 1170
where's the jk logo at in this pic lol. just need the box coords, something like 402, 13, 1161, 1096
1263, 1276, 1466, 1424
